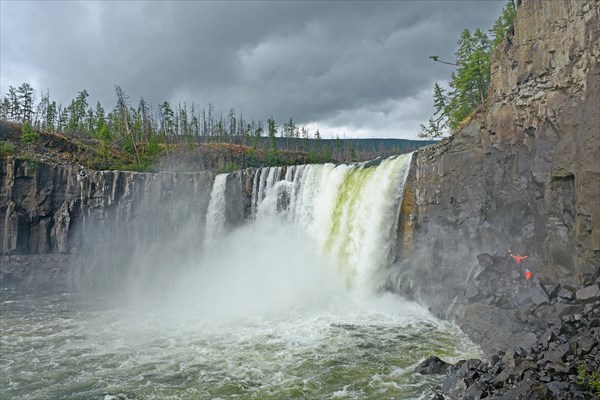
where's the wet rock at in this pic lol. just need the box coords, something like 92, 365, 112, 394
464, 383, 484, 399
443, 377, 468, 399
466, 282, 480, 300
414, 355, 452, 375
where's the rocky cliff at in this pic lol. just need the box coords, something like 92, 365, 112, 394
0, 159, 217, 286
392, 0, 599, 397
394, 0, 599, 353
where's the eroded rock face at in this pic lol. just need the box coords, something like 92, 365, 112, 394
0, 159, 215, 286
395, 0, 599, 355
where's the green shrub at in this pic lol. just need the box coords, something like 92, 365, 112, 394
218, 161, 241, 174
578, 365, 600, 395
23, 154, 38, 169
20, 121, 39, 145
265, 149, 280, 166
0, 140, 15, 156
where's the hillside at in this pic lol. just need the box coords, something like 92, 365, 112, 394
0, 119, 434, 172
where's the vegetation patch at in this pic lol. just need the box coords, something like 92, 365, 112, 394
0, 140, 15, 156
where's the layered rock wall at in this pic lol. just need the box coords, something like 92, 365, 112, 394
0, 159, 215, 285
395, 0, 599, 354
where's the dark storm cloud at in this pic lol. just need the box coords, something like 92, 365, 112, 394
1, 0, 505, 139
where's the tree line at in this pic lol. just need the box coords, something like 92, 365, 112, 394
419, 0, 516, 138
0, 83, 295, 147
0, 83, 427, 167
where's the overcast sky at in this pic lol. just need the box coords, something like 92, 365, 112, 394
1, 1, 505, 139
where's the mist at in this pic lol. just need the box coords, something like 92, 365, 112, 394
165, 217, 349, 318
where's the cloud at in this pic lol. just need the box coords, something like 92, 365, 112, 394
0, 0, 505, 139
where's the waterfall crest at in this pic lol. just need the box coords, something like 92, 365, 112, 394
206, 153, 413, 293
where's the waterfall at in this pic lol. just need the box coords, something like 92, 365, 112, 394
255, 154, 413, 292
203, 173, 229, 251
204, 153, 413, 293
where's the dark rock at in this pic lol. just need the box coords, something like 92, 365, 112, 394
574, 335, 595, 356
516, 291, 533, 307
557, 287, 575, 301
555, 303, 584, 318
576, 285, 600, 303
546, 381, 569, 397
525, 383, 553, 399
522, 332, 538, 350
542, 283, 562, 300
466, 281, 480, 300
414, 355, 452, 375
530, 285, 551, 306
467, 369, 480, 380
515, 346, 528, 358
545, 361, 569, 373
542, 342, 571, 363
464, 383, 484, 400
441, 375, 467, 396
539, 371, 552, 382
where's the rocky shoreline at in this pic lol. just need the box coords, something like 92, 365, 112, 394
416, 276, 600, 399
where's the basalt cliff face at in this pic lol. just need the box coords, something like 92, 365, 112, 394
0, 160, 220, 286
395, 0, 599, 353
393, 0, 599, 397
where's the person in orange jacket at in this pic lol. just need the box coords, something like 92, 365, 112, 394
509, 253, 528, 264
508, 252, 528, 284
524, 268, 533, 287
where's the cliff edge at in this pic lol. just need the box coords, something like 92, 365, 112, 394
397, 0, 599, 397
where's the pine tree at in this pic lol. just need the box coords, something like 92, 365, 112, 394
491, 0, 516, 49
160, 101, 174, 137
17, 83, 34, 123
421, 0, 514, 138
67, 89, 89, 134
8, 86, 20, 122
267, 117, 277, 149
45, 101, 57, 132
114, 85, 140, 163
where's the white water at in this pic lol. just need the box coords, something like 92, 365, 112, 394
0, 154, 482, 400
204, 173, 229, 251
250, 154, 412, 292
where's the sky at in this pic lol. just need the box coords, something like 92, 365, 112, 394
0, 1, 506, 140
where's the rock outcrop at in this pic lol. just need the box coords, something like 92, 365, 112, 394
0, 159, 216, 287
394, 0, 599, 398
392, 0, 599, 355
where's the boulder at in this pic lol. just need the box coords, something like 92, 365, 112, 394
576, 285, 600, 303
414, 355, 452, 375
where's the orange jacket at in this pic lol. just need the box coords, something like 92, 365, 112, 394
510, 254, 528, 264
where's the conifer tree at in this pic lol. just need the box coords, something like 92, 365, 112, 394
17, 83, 34, 123
420, 0, 515, 138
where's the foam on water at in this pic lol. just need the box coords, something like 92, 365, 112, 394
0, 287, 479, 400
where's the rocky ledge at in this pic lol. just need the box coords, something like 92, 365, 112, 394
416, 280, 600, 399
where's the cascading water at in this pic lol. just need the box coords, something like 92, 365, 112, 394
0, 155, 481, 400
251, 154, 412, 292
204, 173, 229, 251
